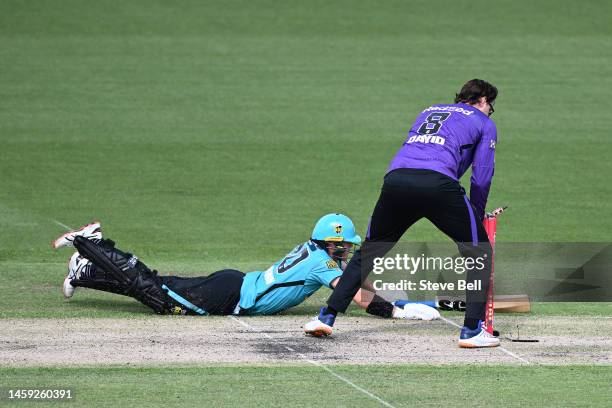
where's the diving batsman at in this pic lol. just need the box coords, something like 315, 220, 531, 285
52, 214, 439, 320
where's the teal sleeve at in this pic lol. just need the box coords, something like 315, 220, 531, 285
313, 266, 343, 289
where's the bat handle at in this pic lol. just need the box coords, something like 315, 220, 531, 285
486, 205, 508, 219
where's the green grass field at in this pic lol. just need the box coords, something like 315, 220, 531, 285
1, 0, 611, 406
2, 366, 611, 407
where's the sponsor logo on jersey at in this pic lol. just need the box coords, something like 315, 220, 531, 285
170, 306, 187, 315
407, 135, 446, 145
326, 260, 339, 269
422, 106, 474, 116
264, 266, 275, 285
490, 140, 496, 149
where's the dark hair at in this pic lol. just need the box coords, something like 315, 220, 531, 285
454, 79, 498, 105
312, 240, 327, 250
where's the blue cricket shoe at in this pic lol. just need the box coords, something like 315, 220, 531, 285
458, 320, 500, 348
304, 307, 336, 337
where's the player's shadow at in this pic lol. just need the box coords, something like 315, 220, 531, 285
280, 305, 323, 316
67, 297, 151, 315
280, 304, 369, 317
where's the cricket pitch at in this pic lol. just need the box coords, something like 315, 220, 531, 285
1, 315, 610, 367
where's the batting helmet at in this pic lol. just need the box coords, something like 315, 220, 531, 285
311, 213, 361, 245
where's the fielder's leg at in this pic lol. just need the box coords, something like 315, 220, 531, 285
327, 170, 429, 314
425, 185, 498, 348
305, 170, 424, 336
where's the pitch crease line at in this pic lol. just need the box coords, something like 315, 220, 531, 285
53, 220, 73, 231
228, 316, 397, 408
440, 316, 531, 364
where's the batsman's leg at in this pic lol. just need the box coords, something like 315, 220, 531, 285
327, 171, 425, 314
63, 251, 126, 298
160, 269, 244, 315
73, 236, 183, 315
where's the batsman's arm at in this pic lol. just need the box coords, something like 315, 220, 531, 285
329, 277, 401, 317
329, 277, 373, 309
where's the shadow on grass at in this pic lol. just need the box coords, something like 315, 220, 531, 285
278, 305, 323, 316
277, 305, 371, 317
67, 297, 152, 315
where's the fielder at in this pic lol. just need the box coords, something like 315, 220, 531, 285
52, 214, 439, 320
305, 79, 500, 348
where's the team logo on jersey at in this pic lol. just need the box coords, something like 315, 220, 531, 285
490, 140, 496, 149
326, 260, 339, 269
335, 224, 343, 234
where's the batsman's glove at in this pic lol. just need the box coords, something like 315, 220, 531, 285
392, 300, 440, 320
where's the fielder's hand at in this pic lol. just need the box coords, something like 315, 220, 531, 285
485, 206, 508, 219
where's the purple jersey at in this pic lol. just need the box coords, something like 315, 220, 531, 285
387, 103, 497, 219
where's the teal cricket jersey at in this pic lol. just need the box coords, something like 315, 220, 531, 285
238, 241, 343, 316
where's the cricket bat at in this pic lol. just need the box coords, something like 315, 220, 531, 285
406, 294, 530, 313
493, 294, 531, 313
